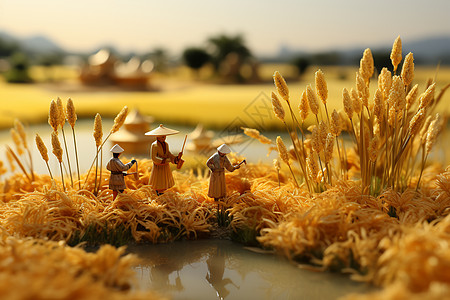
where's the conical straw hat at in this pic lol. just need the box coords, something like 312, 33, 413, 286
110, 144, 124, 153
217, 144, 231, 154
145, 124, 179, 136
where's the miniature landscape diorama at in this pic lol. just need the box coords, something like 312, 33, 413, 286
1, 36, 450, 300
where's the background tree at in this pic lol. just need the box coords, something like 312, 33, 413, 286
0, 37, 19, 58
4, 52, 32, 83
291, 56, 311, 79
207, 34, 251, 72
182, 47, 211, 78
142, 48, 169, 73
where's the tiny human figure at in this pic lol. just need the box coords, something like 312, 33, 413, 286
145, 124, 182, 195
206, 144, 241, 211
106, 144, 136, 200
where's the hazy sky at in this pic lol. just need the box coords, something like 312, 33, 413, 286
1, 0, 449, 56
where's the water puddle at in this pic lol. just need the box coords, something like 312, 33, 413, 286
129, 239, 374, 300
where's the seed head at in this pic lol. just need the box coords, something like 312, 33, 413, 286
273, 71, 289, 102
51, 131, 63, 163
66, 98, 77, 129
306, 152, 319, 182
56, 97, 66, 128
406, 84, 419, 111
378, 68, 392, 100
110, 106, 128, 134
48, 100, 59, 132
356, 72, 369, 107
426, 114, 443, 155
324, 133, 334, 163
330, 109, 342, 137
242, 127, 260, 139
93, 113, 103, 148
401, 52, 414, 87
299, 90, 309, 121
409, 108, 426, 136
14, 119, 27, 149
271, 92, 285, 121
315, 69, 328, 104
390, 36, 402, 72
359, 48, 374, 83
10, 128, 24, 155
35, 134, 49, 162
342, 88, 354, 119
276, 136, 289, 164
419, 115, 432, 143
368, 136, 379, 163
311, 126, 323, 153
373, 89, 384, 122
351, 88, 362, 114
306, 84, 319, 115
418, 83, 436, 110
388, 76, 406, 113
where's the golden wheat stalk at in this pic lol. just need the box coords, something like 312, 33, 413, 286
83, 107, 128, 190
110, 106, 129, 134
5, 145, 31, 183
405, 84, 419, 112
35, 134, 53, 179
273, 71, 290, 102
271, 92, 285, 121
390, 35, 402, 73
315, 69, 330, 123
359, 48, 374, 84
48, 100, 59, 132
51, 131, 65, 191
416, 113, 443, 190
66, 98, 81, 188
418, 83, 436, 110
324, 133, 334, 185
356, 72, 369, 108
378, 67, 392, 100
401, 52, 415, 87
306, 151, 319, 184
276, 136, 298, 187
306, 84, 320, 122
298, 90, 309, 122
56, 98, 74, 187
93, 113, 103, 195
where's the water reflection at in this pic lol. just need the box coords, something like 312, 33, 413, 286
128, 239, 374, 300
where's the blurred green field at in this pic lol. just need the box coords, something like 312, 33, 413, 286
1, 64, 449, 131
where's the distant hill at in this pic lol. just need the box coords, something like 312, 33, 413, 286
0, 31, 64, 54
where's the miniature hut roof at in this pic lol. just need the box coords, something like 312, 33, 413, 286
88, 49, 115, 66
145, 124, 179, 136
189, 124, 214, 140
125, 109, 154, 125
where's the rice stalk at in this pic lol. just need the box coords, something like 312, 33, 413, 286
51, 131, 65, 191
83, 106, 128, 190
57, 98, 73, 188
35, 134, 53, 179
67, 98, 81, 189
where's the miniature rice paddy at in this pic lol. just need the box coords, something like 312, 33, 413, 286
1, 36, 450, 299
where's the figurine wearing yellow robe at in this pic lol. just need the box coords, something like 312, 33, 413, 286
145, 124, 181, 195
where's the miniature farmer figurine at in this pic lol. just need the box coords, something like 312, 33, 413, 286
207, 144, 241, 206
106, 144, 136, 200
145, 124, 182, 195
